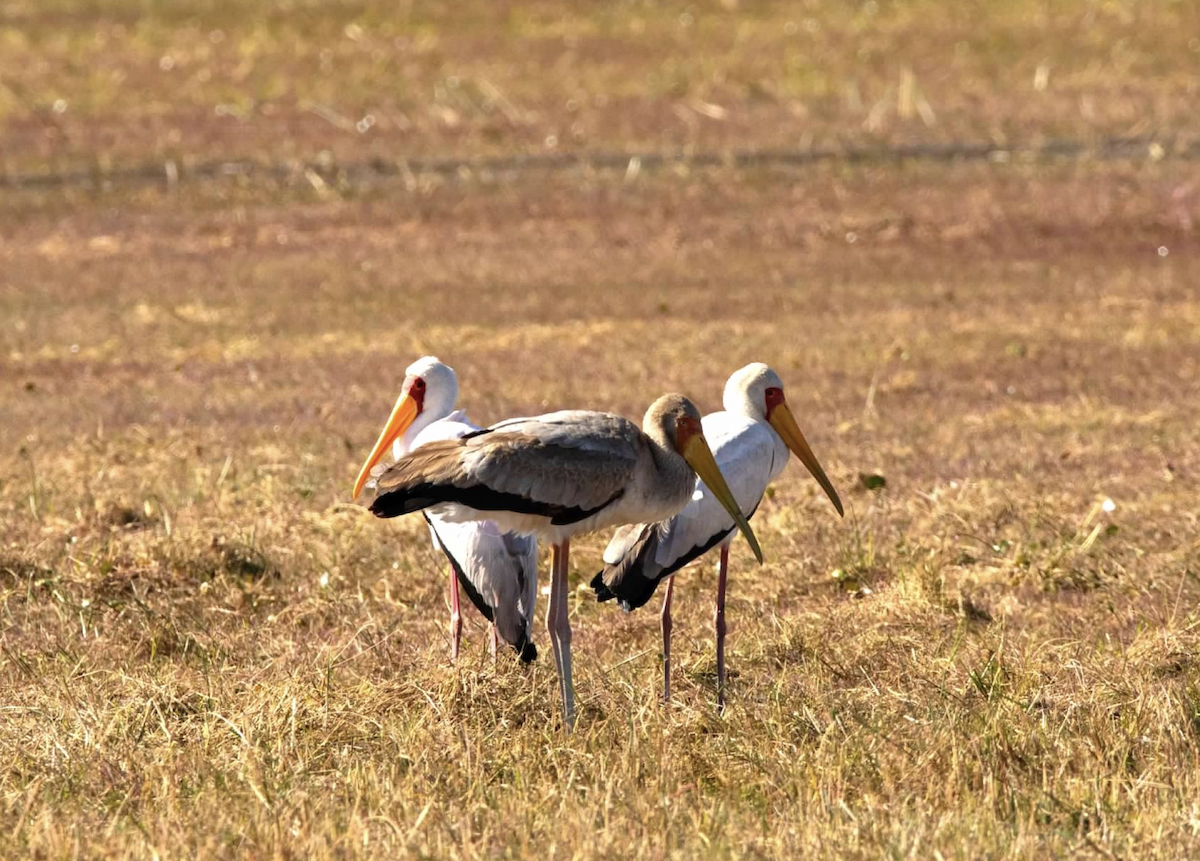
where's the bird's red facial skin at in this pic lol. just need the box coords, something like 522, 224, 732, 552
675, 415, 703, 448
764, 386, 786, 419
403, 375, 427, 413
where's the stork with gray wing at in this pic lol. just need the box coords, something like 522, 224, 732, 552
592, 363, 843, 709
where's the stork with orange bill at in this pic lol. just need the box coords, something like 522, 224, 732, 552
593, 363, 843, 708
352, 357, 538, 663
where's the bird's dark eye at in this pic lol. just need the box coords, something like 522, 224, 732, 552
413, 379, 425, 391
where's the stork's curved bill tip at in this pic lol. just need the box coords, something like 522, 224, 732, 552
768, 402, 844, 518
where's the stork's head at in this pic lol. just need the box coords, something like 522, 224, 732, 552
724, 362, 843, 517
644, 393, 764, 564
352, 356, 458, 499
722, 362, 784, 421
402, 355, 459, 421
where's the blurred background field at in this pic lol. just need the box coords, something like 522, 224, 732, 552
2, 1, 1200, 858
4, 0, 1200, 174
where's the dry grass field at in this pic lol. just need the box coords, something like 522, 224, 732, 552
3, 1, 1200, 858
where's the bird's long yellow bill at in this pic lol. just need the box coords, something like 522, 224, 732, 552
768, 403, 844, 517
352, 393, 419, 500
681, 435, 765, 564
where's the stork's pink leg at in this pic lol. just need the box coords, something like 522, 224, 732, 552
545, 540, 576, 729
660, 575, 676, 703
489, 624, 498, 663
715, 542, 730, 711
449, 566, 462, 663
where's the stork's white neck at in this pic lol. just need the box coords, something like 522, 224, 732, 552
393, 399, 456, 458
723, 389, 766, 423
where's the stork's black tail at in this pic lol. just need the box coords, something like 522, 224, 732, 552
590, 566, 669, 612
514, 634, 537, 664
590, 522, 670, 612
592, 523, 739, 612
590, 571, 617, 603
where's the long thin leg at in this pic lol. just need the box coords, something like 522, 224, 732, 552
557, 540, 576, 727
489, 624, 498, 664
449, 565, 462, 663
545, 546, 561, 682
545, 540, 576, 729
715, 542, 730, 711
660, 575, 676, 703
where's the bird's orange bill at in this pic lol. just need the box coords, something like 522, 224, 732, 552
768, 403, 844, 517
680, 434, 765, 563
352, 392, 419, 500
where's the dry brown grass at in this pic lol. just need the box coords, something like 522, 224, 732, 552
3, 157, 1199, 858
4, 1, 1200, 858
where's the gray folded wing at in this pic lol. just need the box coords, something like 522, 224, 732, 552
457, 410, 644, 511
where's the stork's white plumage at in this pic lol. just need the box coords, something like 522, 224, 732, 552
593, 363, 843, 707
353, 357, 538, 663
357, 391, 764, 729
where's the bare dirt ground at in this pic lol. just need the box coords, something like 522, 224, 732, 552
2, 1, 1200, 858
